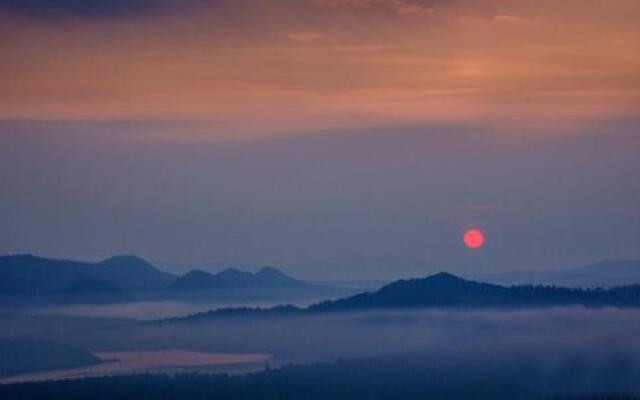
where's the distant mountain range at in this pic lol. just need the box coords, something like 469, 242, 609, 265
3, 254, 640, 308
169, 266, 310, 291
475, 259, 640, 288
173, 272, 640, 322
0, 254, 331, 305
0, 254, 176, 296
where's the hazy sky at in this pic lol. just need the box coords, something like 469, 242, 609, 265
1, 0, 639, 279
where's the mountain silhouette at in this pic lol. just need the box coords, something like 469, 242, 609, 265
169, 266, 310, 291
255, 266, 303, 286
5, 254, 640, 311
0, 254, 176, 296
171, 272, 640, 322
0, 254, 347, 306
309, 272, 640, 311
96, 255, 176, 290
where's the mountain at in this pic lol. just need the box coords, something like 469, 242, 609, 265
172, 272, 640, 321
0, 254, 352, 306
255, 266, 304, 286
168, 266, 310, 291
476, 259, 640, 288
310, 272, 640, 312
95, 255, 176, 290
0, 254, 177, 296
0, 255, 90, 295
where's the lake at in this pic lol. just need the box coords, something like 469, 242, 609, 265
0, 350, 271, 384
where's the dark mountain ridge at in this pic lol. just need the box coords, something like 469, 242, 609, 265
0, 254, 176, 296
169, 272, 640, 322
96, 255, 176, 290
0, 254, 335, 306
310, 272, 640, 312
168, 266, 310, 291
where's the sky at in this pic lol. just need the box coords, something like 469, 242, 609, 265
1, 0, 639, 279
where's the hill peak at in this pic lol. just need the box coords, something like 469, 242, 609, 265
0, 254, 176, 294
182, 269, 213, 278
385, 272, 469, 289
95, 255, 176, 290
99, 255, 152, 267
169, 265, 307, 291
427, 272, 465, 281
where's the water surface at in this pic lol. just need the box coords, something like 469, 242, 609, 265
0, 350, 271, 384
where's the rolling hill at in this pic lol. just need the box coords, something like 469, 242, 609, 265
310, 272, 640, 311
0, 254, 343, 306
168, 266, 310, 291
172, 272, 640, 321
0, 254, 176, 296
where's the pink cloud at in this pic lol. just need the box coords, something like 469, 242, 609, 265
287, 31, 327, 43
311, 0, 434, 17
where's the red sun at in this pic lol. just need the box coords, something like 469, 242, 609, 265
463, 229, 485, 249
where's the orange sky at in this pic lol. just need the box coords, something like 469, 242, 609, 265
1, 0, 639, 138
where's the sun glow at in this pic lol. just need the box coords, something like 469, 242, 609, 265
463, 229, 485, 249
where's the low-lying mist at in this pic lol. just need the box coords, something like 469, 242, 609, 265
2, 306, 640, 395
25, 300, 299, 321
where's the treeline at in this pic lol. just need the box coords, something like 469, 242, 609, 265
1, 353, 638, 400
308, 273, 640, 312
163, 274, 640, 324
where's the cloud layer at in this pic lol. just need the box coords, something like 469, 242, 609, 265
1, 0, 639, 137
